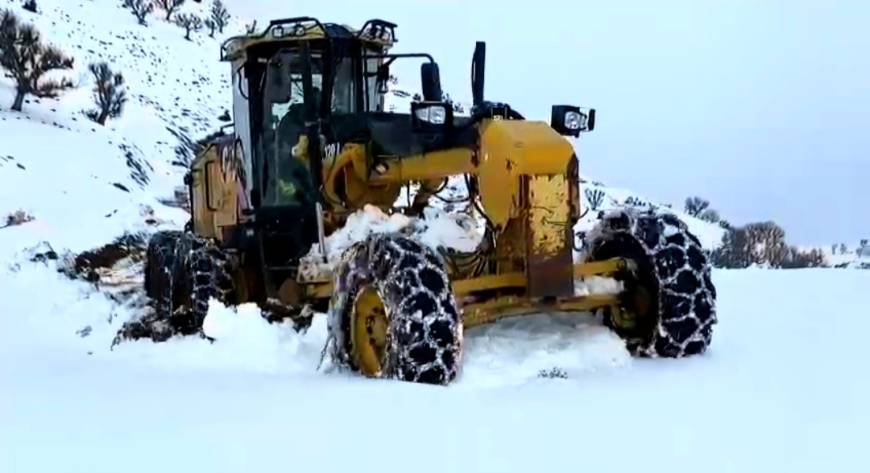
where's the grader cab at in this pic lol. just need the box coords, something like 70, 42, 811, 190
125, 17, 717, 385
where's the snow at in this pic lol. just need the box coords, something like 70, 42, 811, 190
0, 0, 238, 258
299, 204, 482, 281
575, 178, 727, 250
2, 1, 868, 472
4, 268, 869, 472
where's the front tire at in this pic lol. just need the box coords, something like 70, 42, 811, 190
327, 234, 463, 385
584, 209, 717, 357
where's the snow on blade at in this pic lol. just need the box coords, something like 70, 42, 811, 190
299, 204, 482, 280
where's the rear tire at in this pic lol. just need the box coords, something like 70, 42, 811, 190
119, 231, 232, 342
327, 234, 463, 385
584, 209, 717, 357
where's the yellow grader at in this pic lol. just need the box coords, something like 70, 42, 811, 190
121, 18, 717, 385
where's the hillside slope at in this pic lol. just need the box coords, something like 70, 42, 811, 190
0, 0, 234, 260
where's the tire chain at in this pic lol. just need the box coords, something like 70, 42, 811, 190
328, 234, 463, 385
586, 209, 717, 357
116, 232, 232, 344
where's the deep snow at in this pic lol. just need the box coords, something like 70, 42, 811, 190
2, 1, 868, 472
3, 269, 869, 473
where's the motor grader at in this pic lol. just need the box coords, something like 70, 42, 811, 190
124, 17, 717, 385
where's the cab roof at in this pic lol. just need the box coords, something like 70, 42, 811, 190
221, 17, 397, 62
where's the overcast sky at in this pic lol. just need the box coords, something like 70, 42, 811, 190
225, 0, 870, 246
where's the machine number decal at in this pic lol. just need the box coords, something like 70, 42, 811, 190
324, 142, 343, 160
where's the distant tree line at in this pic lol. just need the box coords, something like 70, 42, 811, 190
121, 0, 231, 40
680, 195, 828, 269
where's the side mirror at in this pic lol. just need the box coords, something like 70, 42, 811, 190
376, 64, 390, 94
421, 62, 443, 102
471, 41, 486, 106
550, 105, 596, 137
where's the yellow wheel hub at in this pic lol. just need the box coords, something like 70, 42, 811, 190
351, 285, 390, 377
611, 280, 653, 331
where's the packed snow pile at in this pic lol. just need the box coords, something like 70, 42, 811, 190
299, 204, 483, 280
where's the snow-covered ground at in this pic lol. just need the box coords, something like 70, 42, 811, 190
2, 1, 868, 472
3, 268, 868, 472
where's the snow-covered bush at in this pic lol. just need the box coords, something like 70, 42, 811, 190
175, 13, 203, 41
2, 209, 35, 228
0, 9, 74, 111
538, 367, 568, 379
86, 62, 126, 125
624, 196, 652, 209
122, 0, 154, 26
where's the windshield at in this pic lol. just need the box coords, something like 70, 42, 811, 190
256, 46, 386, 207
363, 54, 384, 112
259, 49, 320, 207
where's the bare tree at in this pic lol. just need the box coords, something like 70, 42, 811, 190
710, 221, 827, 269
0, 10, 74, 111
699, 208, 721, 224
122, 0, 154, 26
154, 0, 185, 21
87, 62, 126, 125
210, 0, 230, 33
781, 247, 827, 269
175, 13, 202, 41
204, 18, 216, 38
684, 196, 710, 217
584, 188, 605, 211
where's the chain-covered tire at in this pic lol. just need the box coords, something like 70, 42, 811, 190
584, 209, 717, 357
327, 234, 463, 385
143, 230, 182, 317
119, 231, 232, 342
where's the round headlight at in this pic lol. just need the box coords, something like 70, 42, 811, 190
293, 24, 306, 36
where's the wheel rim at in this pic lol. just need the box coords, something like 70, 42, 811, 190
589, 236, 660, 344
611, 274, 654, 332
351, 285, 389, 377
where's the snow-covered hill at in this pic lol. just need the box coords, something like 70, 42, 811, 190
1, 2, 867, 472
0, 0, 240, 261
